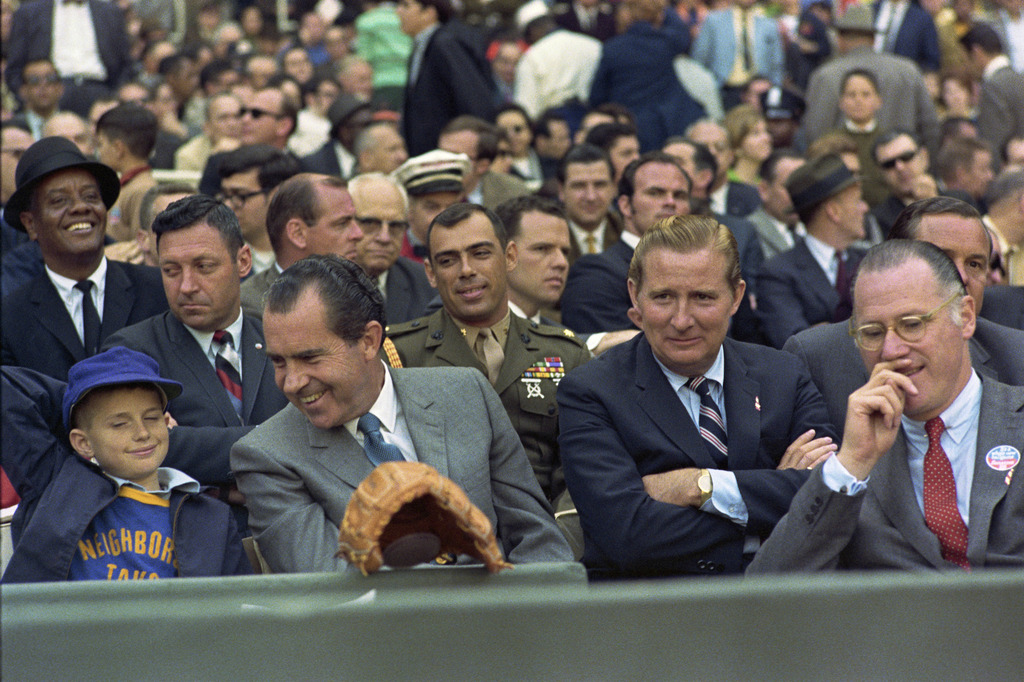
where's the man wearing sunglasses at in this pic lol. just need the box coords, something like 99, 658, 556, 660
348, 172, 435, 325
783, 197, 1024, 439
868, 131, 973, 236
9, 60, 64, 140
749, 238, 1024, 571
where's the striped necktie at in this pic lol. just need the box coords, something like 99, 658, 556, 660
213, 330, 243, 419
687, 375, 729, 468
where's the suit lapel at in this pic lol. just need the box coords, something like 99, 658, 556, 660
634, 337, 719, 469
167, 315, 242, 425
793, 240, 840, 313
305, 413, 374, 490
966, 380, 1023, 565
721, 341, 761, 471
239, 316, 271, 422
31, 275, 87, 361
871, 432, 947, 567
100, 261, 133, 339
392, 369, 450, 478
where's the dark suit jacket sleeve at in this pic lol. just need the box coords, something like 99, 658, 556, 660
746, 465, 865, 573
757, 259, 815, 349
557, 369, 748, 575
426, 28, 497, 124
1, 366, 71, 502
561, 253, 634, 334
166, 424, 252, 483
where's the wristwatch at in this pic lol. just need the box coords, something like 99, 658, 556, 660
697, 469, 713, 508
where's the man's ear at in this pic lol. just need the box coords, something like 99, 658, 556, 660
505, 240, 518, 272
617, 194, 632, 221
960, 293, 977, 339
285, 217, 308, 250
626, 277, 642, 327
20, 212, 38, 240
236, 243, 253, 278
362, 320, 385, 360
423, 258, 437, 288
68, 428, 93, 460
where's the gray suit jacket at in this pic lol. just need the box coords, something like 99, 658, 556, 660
977, 65, 1024, 161
746, 208, 795, 261
748, 379, 1024, 572
230, 366, 572, 573
239, 266, 279, 320
783, 318, 1024, 438
802, 46, 939, 153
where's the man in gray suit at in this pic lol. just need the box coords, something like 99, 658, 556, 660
961, 24, 1024, 161
231, 255, 572, 573
239, 173, 365, 319
801, 4, 939, 154
784, 197, 1024, 437
749, 239, 1024, 572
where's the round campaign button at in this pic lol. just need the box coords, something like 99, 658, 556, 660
985, 445, 1021, 471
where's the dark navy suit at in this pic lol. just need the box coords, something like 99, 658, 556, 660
557, 334, 836, 578
872, 0, 941, 73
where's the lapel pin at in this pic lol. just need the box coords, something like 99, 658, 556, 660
754, 396, 760, 412
985, 445, 1020, 473
255, 342, 263, 350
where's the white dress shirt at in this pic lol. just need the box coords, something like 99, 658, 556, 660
344, 362, 418, 461
45, 257, 107, 346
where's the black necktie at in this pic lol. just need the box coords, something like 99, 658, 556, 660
741, 10, 753, 73
75, 280, 100, 355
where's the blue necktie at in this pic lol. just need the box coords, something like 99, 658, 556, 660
687, 375, 729, 468
358, 413, 404, 466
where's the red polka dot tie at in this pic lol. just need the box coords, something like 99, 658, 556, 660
923, 417, 970, 569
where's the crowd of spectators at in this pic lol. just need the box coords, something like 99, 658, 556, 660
1, 0, 1023, 582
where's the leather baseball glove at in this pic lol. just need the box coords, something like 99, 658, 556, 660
337, 460, 513, 575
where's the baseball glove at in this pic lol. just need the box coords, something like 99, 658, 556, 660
337, 460, 513, 575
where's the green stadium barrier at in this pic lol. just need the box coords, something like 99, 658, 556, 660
3, 565, 1022, 680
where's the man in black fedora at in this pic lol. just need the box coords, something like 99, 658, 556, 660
1, 136, 167, 380
755, 154, 869, 349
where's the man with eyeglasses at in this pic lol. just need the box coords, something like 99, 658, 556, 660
240, 173, 364, 319
218, 145, 302, 275
783, 197, 1024, 438
749, 238, 1024, 572
349, 173, 435, 325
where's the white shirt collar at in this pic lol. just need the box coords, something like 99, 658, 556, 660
45, 256, 107, 300
803, 233, 840, 285
508, 300, 541, 324
619, 230, 640, 250
568, 218, 607, 253
105, 467, 202, 499
184, 308, 245, 361
983, 54, 1012, 80
902, 370, 981, 447
654, 344, 726, 395
344, 361, 399, 439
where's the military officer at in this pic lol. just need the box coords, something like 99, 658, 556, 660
386, 203, 590, 509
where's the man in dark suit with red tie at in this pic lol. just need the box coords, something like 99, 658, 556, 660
103, 195, 288, 519
558, 215, 837, 579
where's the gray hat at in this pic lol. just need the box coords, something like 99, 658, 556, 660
392, 150, 470, 196
834, 5, 877, 34
327, 94, 372, 139
785, 154, 858, 216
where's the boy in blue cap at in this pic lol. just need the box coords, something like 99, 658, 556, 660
2, 347, 251, 582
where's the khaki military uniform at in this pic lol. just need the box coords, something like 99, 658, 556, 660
386, 309, 590, 504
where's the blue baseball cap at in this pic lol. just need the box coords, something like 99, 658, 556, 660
63, 347, 183, 430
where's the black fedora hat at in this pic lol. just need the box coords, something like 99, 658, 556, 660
784, 153, 858, 217
3, 136, 120, 232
